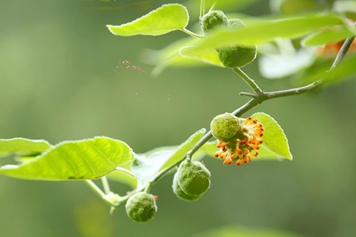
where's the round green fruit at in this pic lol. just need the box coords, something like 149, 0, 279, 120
125, 192, 157, 223
218, 18, 257, 68
218, 45, 257, 68
211, 113, 240, 141
176, 160, 211, 197
172, 171, 201, 202
201, 10, 228, 33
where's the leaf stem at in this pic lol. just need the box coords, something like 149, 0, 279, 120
101, 177, 111, 195
232, 67, 263, 94
330, 21, 356, 70
85, 180, 130, 208
239, 92, 258, 98
181, 28, 204, 38
85, 180, 105, 197
115, 166, 136, 178
200, 0, 205, 19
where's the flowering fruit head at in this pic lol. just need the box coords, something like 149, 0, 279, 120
213, 116, 264, 166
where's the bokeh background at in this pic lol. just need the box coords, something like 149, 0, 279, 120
1, 0, 356, 236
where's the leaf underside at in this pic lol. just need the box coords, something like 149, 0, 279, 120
0, 138, 51, 158
131, 128, 206, 186
0, 137, 133, 181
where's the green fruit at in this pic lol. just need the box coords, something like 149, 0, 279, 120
218, 18, 257, 68
125, 192, 157, 223
172, 171, 201, 202
176, 160, 211, 197
201, 10, 228, 33
218, 45, 257, 68
210, 113, 240, 141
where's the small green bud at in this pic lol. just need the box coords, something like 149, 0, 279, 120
201, 10, 228, 33
228, 18, 246, 28
218, 18, 257, 68
211, 113, 240, 141
172, 171, 201, 202
125, 192, 157, 223
176, 160, 211, 197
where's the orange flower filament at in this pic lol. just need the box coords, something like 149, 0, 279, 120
214, 117, 264, 166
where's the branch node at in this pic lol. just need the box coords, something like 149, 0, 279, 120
239, 92, 257, 98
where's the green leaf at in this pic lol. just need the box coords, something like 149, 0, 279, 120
142, 37, 215, 76
107, 167, 138, 189
322, 53, 356, 83
179, 46, 224, 67
275, 0, 327, 15
302, 26, 356, 46
191, 12, 346, 49
0, 137, 134, 180
251, 113, 292, 160
131, 129, 206, 186
158, 128, 206, 171
0, 138, 51, 158
106, 4, 189, 36
131, 150, 176, 187
151, 56, 211, 77
294, 53, 356, 85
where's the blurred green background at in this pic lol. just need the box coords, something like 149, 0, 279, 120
1, 0, 356, 236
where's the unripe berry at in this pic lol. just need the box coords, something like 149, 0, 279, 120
210, 113, 240, 141
172, 171, 201, 201
176, 160, 211, 197
218, 18, 257, 68
228, 18, 246, 28
201, 10, 228, 33
218, 45, 257, 68
125, 192, 157, 223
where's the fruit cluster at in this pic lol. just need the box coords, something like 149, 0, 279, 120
125, 160, 211, 222
201, 10, 257, 68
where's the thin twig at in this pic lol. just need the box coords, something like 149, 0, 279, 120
101, 177, 111, 195
232, 67, 263, 94
330, 22, 356, 70
239, 92, 258, 98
